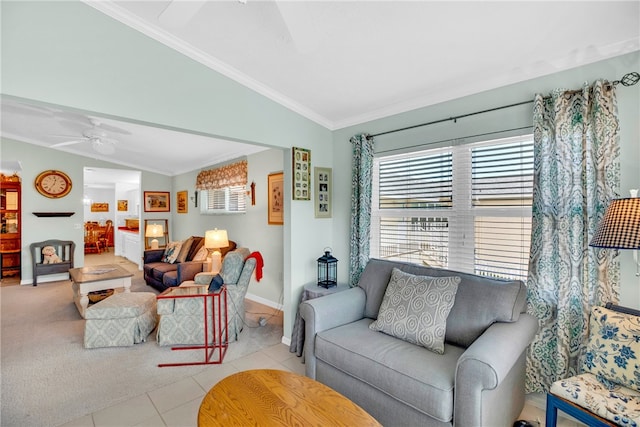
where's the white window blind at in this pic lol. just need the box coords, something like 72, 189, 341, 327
201, 185, 246, 214
371, 135, 533, 281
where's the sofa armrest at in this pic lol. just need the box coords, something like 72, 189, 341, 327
143, 249, 164, 263
299, 286, 366, 379
177, 261, 205, 283
454, 313, 538, 426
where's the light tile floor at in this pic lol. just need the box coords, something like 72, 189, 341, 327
57, 341, 303, 427
52, 252, 586, 427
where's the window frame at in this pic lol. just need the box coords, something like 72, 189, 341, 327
371, 134, 533, 281
199, 185, 247, 215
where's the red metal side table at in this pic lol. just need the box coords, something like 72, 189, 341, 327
157, 285, 228, 367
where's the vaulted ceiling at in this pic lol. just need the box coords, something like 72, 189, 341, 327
3, 1, 638, 175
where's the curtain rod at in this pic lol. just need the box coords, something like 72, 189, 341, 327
367, 71, 639, 140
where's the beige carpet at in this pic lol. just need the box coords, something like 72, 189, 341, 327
0, 264, 283, 427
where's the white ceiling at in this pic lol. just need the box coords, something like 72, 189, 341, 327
2, 0, 639, 176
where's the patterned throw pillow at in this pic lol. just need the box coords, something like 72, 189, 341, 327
583, 306, 640, 392
192, 246, 208, 262
369, 268, 460, 354
161, 241, 183, 264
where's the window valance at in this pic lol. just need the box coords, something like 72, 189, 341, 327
196, 160, 247, 190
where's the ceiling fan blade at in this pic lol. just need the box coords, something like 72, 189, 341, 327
51, 139, 87, 148
158, 0, 207, 28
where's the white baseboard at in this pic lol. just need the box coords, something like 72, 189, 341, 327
245, 292, 283, 311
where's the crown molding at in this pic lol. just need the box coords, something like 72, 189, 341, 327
82, 1, 335, 130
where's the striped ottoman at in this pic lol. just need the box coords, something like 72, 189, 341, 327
84, 292, 157, 349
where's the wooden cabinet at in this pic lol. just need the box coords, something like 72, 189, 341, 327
1, 178, 21, 278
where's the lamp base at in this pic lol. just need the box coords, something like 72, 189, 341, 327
210, 251, 222, 275
150, 239, 159, 250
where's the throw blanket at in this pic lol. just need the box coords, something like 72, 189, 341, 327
246, 251, 264, 282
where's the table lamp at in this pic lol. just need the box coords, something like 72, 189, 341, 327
145, 223, 164, 249
589, 196, 640, 275
205, 228, 229, 274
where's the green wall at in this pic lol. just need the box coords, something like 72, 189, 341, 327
332, 51, 640, 307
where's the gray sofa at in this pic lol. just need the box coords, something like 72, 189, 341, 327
300, 258, 539, 427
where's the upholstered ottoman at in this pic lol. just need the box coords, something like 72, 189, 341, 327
84, 292, 158, 349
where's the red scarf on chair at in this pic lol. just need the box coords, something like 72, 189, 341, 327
246, 251, 264, 282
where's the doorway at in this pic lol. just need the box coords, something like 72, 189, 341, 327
83, 167, 142, 268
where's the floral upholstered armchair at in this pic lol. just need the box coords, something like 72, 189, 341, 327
546, 304, 640, 426
156, 248, 256, 346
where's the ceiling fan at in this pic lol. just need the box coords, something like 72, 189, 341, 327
50, 118, 124, 155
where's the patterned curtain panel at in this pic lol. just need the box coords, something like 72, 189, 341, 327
349, 134, 374, 287
195, 160, 248, 190
525, 80, 620, 393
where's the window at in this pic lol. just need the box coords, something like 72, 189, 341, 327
200, 186, 246, 214
371, 134, 533, 281
196, 159, 248, 214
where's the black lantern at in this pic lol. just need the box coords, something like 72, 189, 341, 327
317, 248, 338, 288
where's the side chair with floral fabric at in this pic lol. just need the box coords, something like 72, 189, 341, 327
546, 304, 640, 427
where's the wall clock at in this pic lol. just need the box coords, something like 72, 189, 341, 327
34, 170, 72, 199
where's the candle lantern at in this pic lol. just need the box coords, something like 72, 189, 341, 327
317, 248, 338, 288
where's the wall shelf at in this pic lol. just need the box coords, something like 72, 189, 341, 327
32, 212, 75, 217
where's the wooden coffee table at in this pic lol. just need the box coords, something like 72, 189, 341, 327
198, 369, 381, 426
69, 264, 133, 318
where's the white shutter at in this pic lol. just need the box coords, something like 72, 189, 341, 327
372, 134, 533, 282
471, 136, 533, 280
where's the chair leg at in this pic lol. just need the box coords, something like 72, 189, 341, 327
546, 393, 615, 427
545, 393, 559, 427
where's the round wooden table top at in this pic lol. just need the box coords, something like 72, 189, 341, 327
198, 369, 382, 426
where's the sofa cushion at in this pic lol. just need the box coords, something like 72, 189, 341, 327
192, 246, 208, 262
316, 318, 465, 422
176, 237, 194, 263
358, 258, 526, 347
186, 236, 204, 261
162, 270, 179, 287
369, 269, 460, 354
162, 241, 183, 263
583, 306, 640, 392
150, 262, 178, 282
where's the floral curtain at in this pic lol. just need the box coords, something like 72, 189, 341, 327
349, 133, 374, 287
525, 80, 620, 393
195, 160, 247, 190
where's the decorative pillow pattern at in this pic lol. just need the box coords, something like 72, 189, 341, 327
583, 306, 640, 392
369, 268, 460, 354
192, 246, 208, 262
162, 241, 183, 264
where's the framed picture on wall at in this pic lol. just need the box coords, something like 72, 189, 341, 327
144, 191, 170, 212
314, 167, 332, 218
292, 146, 311, 201
177, 190, 188, 214
117, 200, 128, 212
91, 202, 109, 212
268, 172, 284, 225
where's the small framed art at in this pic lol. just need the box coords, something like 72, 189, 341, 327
314, 167, 332, 218
177, 190, 188, 214
117, 200, 128, 212
268, 172, 284, 225
91, 202, 109, 212
144, 191, 170, 212
292, 146, 311, 201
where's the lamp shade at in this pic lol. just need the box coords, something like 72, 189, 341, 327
589, 198, 640, 249
204, 229, 229, 249
145, 223, 164, 238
